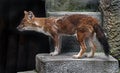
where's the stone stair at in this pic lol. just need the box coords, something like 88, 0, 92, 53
35, 0, 118, 73
36, 0, 119, 73
36, 52, 119, 73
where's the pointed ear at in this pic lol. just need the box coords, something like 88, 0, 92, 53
28, 11, 35, 20
24, 11, 28, 14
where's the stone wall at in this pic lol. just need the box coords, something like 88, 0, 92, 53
100, 0, 120, 62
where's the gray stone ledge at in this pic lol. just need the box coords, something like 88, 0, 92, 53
45, 0, 99, 12
47, 12, 101, 16
36, 52, 119, 73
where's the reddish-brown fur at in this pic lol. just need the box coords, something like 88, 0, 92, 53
17, 11, 109, 58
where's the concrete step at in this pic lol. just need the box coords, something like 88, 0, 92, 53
36, 52, 119, 73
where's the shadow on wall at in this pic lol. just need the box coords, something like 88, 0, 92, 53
0, 0, 49, 73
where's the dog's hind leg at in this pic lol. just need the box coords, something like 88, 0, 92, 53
73, 31, 87, 58
73, 40, 87, 58
87, 35, 96, 58
88, 39, 96, 58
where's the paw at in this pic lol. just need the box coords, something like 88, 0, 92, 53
50, 51, 59, 56
72, 55, 81, 59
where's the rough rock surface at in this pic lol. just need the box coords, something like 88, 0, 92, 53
100, 0, 120, 61
36, 53, 119, 73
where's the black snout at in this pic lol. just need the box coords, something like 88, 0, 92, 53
17, 26, 20, 30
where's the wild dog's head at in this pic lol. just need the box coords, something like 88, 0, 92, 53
17, 11, 44, 32
17, 11, 52, 36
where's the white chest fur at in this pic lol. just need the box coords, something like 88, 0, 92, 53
36, 27, 51, 37
33, 21, 52, 37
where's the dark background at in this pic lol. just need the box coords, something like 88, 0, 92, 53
0, 0, 49, 73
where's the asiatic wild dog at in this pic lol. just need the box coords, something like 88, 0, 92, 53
17, 11, 110, 58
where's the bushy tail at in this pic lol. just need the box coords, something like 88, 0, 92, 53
93, 24, 110, 56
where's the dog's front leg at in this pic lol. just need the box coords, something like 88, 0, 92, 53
50, 35, 61, 56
